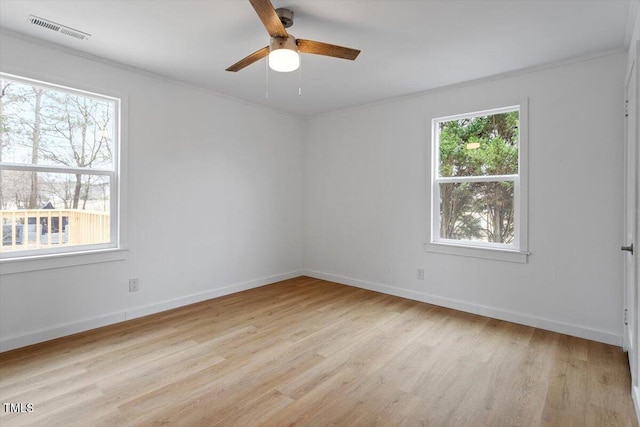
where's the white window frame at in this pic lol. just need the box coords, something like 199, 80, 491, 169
425, 100, 529, 263
0, 72, 127, 273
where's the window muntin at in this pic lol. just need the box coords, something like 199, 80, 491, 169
0, 73, 119, 258
431, 106, 521, 250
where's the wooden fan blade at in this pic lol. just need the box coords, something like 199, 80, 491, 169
249, 0, 288, 38
226, 46, 269, 72
296, 39, 360, 61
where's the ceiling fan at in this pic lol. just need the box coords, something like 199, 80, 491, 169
226, 0, 361, 73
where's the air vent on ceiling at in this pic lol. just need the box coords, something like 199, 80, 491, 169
28, 15, 91, 40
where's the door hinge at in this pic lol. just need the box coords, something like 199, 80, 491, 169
625, 99, 629, 118
624, 99, 629, 117
624, 308, 629, 326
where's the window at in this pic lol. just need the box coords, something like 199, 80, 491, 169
0, 73, 120, 260
427, 102, 528, 262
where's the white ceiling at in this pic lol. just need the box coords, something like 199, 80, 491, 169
0, 0, 633, 116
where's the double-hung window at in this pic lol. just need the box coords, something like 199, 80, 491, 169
0, 73, 121, 260
427, 102, 528, 263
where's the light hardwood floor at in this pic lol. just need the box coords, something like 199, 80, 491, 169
0, 276, 637, 426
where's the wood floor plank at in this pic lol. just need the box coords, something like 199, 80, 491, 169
0, 277, 636, 426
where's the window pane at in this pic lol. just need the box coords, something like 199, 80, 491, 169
438, 111, 518, 177
1, 170, 110, 253
439, 181, 514, 244
0, 78, 115, 170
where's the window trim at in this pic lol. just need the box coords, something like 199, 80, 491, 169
0, 71, 127, 271
0, 248, 128, 275
425, 99, 529, 263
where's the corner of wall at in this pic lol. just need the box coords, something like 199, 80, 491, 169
626, 0, 640, 48
627, 0, 640, 72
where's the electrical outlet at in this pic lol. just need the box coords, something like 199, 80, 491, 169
416, 269, 424, 280
129, 278, 139, 292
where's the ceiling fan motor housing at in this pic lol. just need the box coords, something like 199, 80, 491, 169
271, 34, 297, 51
276, 8, 294, 28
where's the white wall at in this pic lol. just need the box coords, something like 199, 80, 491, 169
0, 33, 304, 351
0, 32, 628, 351
303, 52, 626, 345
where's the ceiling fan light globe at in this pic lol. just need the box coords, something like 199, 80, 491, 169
269, 49, 300, 72
269, 36, 300, 72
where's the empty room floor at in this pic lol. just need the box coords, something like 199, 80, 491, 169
0, 276, 636, 426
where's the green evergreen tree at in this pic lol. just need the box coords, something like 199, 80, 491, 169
438, 111, 518, 243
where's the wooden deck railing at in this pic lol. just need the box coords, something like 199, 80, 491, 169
0, 209, 110, 252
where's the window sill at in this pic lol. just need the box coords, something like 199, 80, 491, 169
424, 242, 529, 264
0, 248, 128, 275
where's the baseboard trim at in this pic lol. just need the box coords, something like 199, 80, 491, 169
0, 312, 126, 353
0, 270, 303, 353
124, 270, 303, 321
303, 269, 622, 346
634, 385, 640, 426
